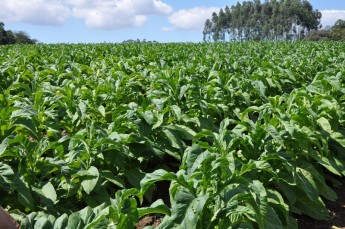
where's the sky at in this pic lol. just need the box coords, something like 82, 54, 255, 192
1, 0, 345, 43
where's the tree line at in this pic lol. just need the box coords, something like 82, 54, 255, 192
304, 19, 345, 41
0, 22, 37, 45
203, 0, 322, 42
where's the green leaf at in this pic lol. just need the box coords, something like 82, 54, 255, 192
330, 131, 345, 148
12, 117, 39, 139
81, 166, 100, 195
267, 189, 290, 226
157, 191, 209, 229
317, 117, 332, 133
100, 170, 125, 188
162, 129, 181, 149
84, 215, 108, 229
16, 176, 35, 211
0, 162, 14, 188
142, 111, 154, 125
53, 214, 68, 229
296, 168, 319, 201
140, 169, 176, 194
317, 156, 344, 176
125, 168, 145, 190
42, 182, 57, 204
98, 105, 106, 117
295, 195, 330, 220
34, 217, 53, 229
249, 180, 268, 228
264, 206, 283, 229
170, 105, 181, 121
166, 124, 196, 140
0, 136, 13, 156
11, 104, 38, 119
67, 212, 85, 229
138, 199, 171, 218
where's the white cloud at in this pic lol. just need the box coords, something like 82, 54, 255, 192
165, 7, 219, 31
0, 0, 71, 26
320, 10, 345, 27
0, 0, 172, 29
71, 0, 172, 29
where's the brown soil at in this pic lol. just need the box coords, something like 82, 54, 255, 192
136, 215, 163, 229
298, 178, 345, 229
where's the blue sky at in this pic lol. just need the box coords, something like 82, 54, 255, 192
1, 0, 345, 43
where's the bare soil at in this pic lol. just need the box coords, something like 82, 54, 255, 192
137, 215, 163, 229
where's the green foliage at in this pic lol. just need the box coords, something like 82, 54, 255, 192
330, 19, 345, 41
0, 42, 345, 228
204, 0, 322, 41
304, 30, 331, 41
304, 19, 345, 41
0, 21, 37, 45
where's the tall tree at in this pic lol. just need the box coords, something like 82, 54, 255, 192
0, 22, 8, 44
0, 21, 37, 45
203, 0, 322, 42
203, 19, 212, 42
218, 9, 227, 41
211, 12, 220, 41
331, 19, 345, 40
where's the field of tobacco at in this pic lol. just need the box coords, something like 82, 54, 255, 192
0, 42, 345, 228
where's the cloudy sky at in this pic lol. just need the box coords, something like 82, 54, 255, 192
1, 0, 345, 43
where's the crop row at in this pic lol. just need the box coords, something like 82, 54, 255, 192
0, 42, 344, 228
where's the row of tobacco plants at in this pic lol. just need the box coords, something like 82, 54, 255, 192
0, 42, 345, 228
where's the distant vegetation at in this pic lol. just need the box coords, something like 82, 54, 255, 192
122, 39, 158, 43
203, 0, 322, 41
304, 19, 345, 41
0, 22, 37, 45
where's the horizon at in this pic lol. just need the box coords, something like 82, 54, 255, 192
1, 0, 345, 44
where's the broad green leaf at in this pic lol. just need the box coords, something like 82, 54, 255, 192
157, 191, 209, 229
264, 206, 283, 229
295, 195, 330, 220
42, 182, 57, 204
330, 131, 345, 148
81, 166, 100, 195
140, 169, 176, 194
11, 104, 38, 119
84, 214, 108, 229
125, 168, 145, 190
162, 129, 181, 149
98, 105, 106, 117
317, 117, 332, 133
170, 105, 181, 121
34, 217, 53, 229
166, 124, 196, 140
296, 168, 319, 201
138, 199, 171, 217
0, 136, 13, 156
16, 176, 35, 211
53, 214, 68, 229
12, 117, 39, 139
100, 170, 125, 188
0, 162, 14, 187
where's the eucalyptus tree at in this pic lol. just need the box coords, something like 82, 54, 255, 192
203, 0, 322, 42
203, 19, 213, 42
211, 12, 220, 41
